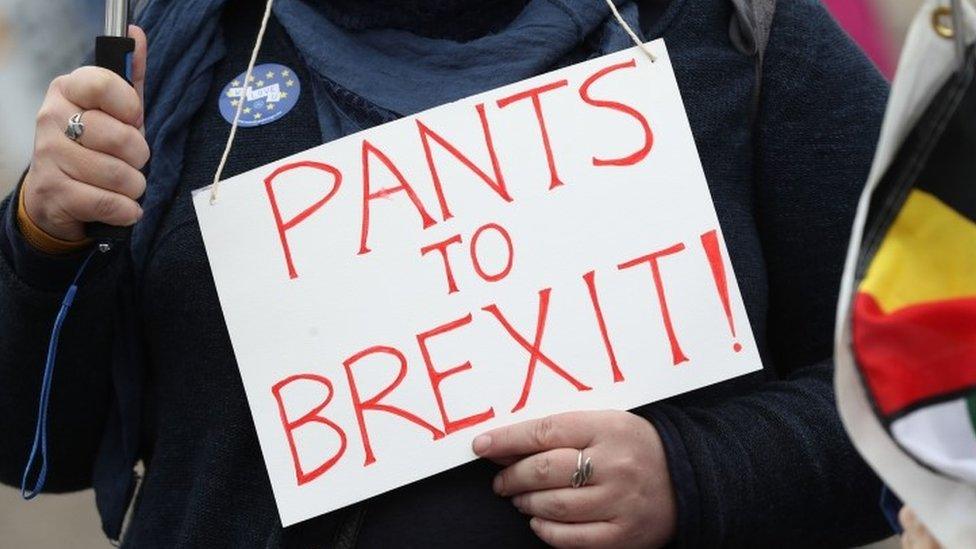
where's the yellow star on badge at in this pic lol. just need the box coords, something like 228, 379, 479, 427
256, 80, 264, 87
280, 91, 289, 98
230, 99, 240, 107
281, 69, 290, 77
225, 90, 235, 98
265, 71, 274, 79
286, 79, 294, 87
232, 80, 240, 86
243, 107, 252, 114
253, 112, 263, 119
247, 75, 255, 82
266, 103, 275, 110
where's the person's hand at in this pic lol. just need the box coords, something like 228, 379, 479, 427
899, 507, 941, 549
473, 410, 676, 548
21, 25, 148, 242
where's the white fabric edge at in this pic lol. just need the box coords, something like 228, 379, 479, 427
834, 1, 976, 547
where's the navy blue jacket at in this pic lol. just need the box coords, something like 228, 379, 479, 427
0, 0, 892, 546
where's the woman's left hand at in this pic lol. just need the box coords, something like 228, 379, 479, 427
473, 410, 677, 548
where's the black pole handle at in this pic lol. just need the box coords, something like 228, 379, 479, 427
86, 35, 136, 247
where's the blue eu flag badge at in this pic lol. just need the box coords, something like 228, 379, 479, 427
219, 63, 301, 128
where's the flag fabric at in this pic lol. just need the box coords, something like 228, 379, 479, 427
849, 37, 976, 483
836, 3, 976, 544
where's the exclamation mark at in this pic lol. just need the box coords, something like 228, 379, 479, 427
700, 230, 742, 353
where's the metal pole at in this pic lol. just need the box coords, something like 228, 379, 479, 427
104, 0, 130, 37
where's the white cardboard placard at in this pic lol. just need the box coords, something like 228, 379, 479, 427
194, 40, 761, 526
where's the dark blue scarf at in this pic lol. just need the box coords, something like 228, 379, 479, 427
99, 0, 644, 539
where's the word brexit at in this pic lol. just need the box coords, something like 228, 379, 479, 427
194, 40, 762, 526
272, 228, 743, 481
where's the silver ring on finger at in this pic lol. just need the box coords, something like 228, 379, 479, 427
571, 449, 593, 488
65, 112, 86, 142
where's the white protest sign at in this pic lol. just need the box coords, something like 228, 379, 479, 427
194, 40, 762, 526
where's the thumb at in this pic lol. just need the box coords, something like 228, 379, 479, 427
128, 24, 147, 126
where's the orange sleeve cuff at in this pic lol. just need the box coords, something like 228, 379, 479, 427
16, 184, 91, 254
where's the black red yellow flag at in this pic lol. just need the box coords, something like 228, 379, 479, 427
851, 46, 976, 480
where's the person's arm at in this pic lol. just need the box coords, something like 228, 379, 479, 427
641, 1, 892, 546
0, 187, 117, 492
643, 362, 887, 547
0, 26, 148, 493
